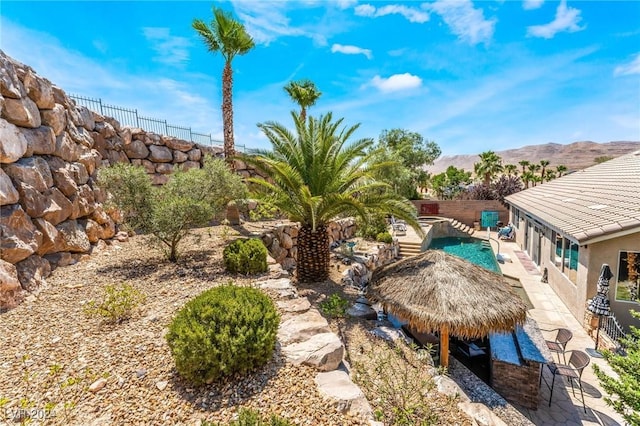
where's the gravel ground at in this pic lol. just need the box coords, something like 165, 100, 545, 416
0, 223, 508, 426
0, 226, 364, 425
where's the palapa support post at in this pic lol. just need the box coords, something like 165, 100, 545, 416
440, 324, 449, 368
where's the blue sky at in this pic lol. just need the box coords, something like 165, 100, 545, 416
1, 1, 639, 155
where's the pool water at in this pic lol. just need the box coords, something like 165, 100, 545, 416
428, 237, 500, 273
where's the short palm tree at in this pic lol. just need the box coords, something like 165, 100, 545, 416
193, 7, 255, 166
241, 112, 421, 283
504, 164, 518, 176
539, 159, 550, 182
283, 79, 322, 122
518, 160, 530, 175
556, 164, 567, 177
474, 151, 503, 186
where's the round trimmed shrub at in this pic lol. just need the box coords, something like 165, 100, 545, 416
223, 238, 268, 274
376, 232, 393, 244
166, 284, 280, 385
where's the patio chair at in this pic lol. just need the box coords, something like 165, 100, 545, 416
545, 328, 573, 364
390, 216, 407, 235
541, 350, 590, 413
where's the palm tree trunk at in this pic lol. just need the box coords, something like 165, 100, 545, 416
296, 224, 330, 283
300, 107, 306, 122
222, 60, 235, 169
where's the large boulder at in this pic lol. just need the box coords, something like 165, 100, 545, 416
0, 204, 41, 263
23, 70, 55, 109
40, 104, 67, 136
155, 163, 174, 174
0, 53, 22, 99
282, 332, 344, 371
123, 139, 149, 159
41, 187, 73, 226
23, 125, 56, 156
163, 137, 193, 152
173, 150, 188, 163
187, 148, 201, 162
0, 118, 28, 163
148, 145, 172, 162
69, 162, 89, 185
79, 219, 101, 243
3, 156, 53, 192
33, 218, 62, 255
76, 106, 95, 131
1, 96, 41, 128
48, 161, 79, 197
55, 220, 91, 253
0, 168, 19, 205
54, 133, 79, 162
78, 149, 102, 176
16, 182, 49, 218
67, 121, 94, 148
0, 259, 23, 311
15, 255, 51, 292
69, 184, 96, 219
277, 309, 331, 345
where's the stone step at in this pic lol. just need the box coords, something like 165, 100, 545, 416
315, 370, 375, 421
282, 332, 344, 371
277, 309, 331, 345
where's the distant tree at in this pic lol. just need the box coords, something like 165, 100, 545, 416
539, 159, 550, 182
504, 164, 518, 176
430, 166, 471, 200
474, 151, 503, 186
593, 309, 640, 425
556, 164, 567, 177
595, 155, 614, 164
521, 171, 534, 189
283, 79, 322, 122
465, 183, 497, 200
494, 175, 523, 201
518, 160, 530, 175
544, 170, 556, 182
369, 129, 441, 200
531, 174, 542, 187
193, 7, 255, 165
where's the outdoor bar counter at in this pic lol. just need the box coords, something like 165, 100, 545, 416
489, 318, 552, 409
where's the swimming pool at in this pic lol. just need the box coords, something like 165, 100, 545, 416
428, 237, 500, 273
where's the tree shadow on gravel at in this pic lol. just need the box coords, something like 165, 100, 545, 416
169, 352, 286, 412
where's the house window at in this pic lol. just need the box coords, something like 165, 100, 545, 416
512, 209, 520, 229
553, 235, 578, 284
615, 251, 640, 303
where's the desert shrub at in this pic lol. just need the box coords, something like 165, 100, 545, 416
84, 283, 146, 323
319, 293, 349, 318
98, 156, 248, 262
248, 200, 282, 221
166, 284, 279, 385
223, 408, 293, 426
356, 212, 389, 240
223, 238, 268, 274
376, 232, 393, 244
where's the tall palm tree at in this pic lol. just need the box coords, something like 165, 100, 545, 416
241, 112, 421, 283
518, 160, 530, 175
556, 164, 567, 177
474, 151, 503, 186
539, 159, 550, 182
193, 7, 255, 167
521, 171, 534, 189
284, 79, 322, 121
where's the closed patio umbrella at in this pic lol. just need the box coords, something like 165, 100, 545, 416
368, 250, 528, 367
587, 264, 613, 355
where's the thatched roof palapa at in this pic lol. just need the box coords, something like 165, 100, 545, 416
369, 250, 528, 340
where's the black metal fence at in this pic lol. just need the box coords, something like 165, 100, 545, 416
69, 94, 246, 152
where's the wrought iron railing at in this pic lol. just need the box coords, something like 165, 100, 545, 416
600, 313, 627, 350
69, 94, 246, 152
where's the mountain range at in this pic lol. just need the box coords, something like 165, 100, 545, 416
425, 141, 640, 175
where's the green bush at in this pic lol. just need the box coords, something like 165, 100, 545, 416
166, 284, 279, 385
356, 213, 389, 240
319, 293, 349, 318
84, 283, 146, 323
226, 408, 292, 426
376, 232, 393, 244
98, 156, 248, 262
223, 238, 268, 274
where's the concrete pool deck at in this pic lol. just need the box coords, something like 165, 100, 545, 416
396, 225, 625, 425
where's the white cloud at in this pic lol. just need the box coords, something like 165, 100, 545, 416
527, 0, 585, 39
354, 3, 430, 23
428, 0, 496, 45
142, 27, 191, 66
523, 0, 544, 10
614, 53, 640, 76
369, 73, 423, 93
331, 43, 372, 59
335, 0, 357, 9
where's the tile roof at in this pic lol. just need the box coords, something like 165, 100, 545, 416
505, 150, 640, 243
